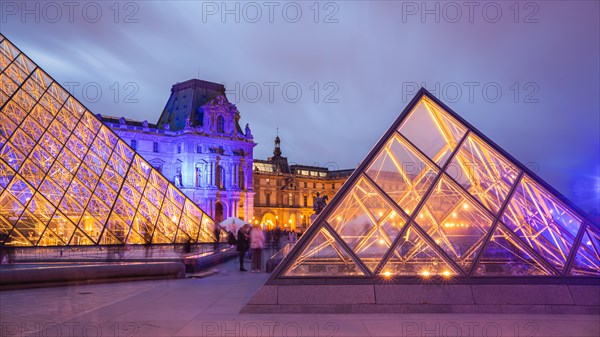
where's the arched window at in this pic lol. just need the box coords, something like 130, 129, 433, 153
216, 115, 225, 133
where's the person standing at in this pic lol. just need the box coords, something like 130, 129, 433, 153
236, 224, 250, 271
273, 225, 281, 251
250, 224, 265, 272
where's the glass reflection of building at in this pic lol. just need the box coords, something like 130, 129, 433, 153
0, 35, 223, 247
277, 91, 600, 279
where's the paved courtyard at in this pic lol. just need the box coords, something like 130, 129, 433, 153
1, 258, 598, 337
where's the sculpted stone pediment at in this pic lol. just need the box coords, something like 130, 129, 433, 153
207, 94, 238, 114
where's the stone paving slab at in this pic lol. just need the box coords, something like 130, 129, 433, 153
1, 258, 599, 337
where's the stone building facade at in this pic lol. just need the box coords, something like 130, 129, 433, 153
102, 79, 255, 223
252, 136, 353, 232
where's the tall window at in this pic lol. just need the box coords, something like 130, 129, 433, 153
130, 139, 137, 150
238, 165, 245, 189
332, 183, 335, 189
196, 144, 202, 153
216, 164, 224, 190
303, 182, 307, 188
303, 195, 308, 207
177, 143, 182, 154
216, 115, 225, 133
266, 192, 271, 206
313, 182, 316, 188
266, 178, 270, 186
288, 193, 293, 206
153, 142, 159, 153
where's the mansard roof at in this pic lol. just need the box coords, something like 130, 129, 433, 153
156, 78, 243, 133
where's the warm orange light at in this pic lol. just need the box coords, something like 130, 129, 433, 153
421, 270, 430, 277
442, 270, 451, 277
382, 270, 393, 278
378, 239, 385, 245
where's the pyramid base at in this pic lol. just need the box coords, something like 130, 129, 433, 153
242, 283, 600, 314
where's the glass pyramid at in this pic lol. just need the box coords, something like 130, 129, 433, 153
271, 89, 600, 279
0, 34, 222, 247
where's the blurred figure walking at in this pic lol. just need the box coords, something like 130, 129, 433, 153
250, 224, 266, 272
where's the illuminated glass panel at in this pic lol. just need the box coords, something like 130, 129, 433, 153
366, 134, 439, 215
0, 34, 218, 247
570, 228, 600, 276
398, 98, 467, 167
327, 177, 407, 271
284, 226, 365, 276
379, 224, 458, 277
447, 133, 519, 214
502, 175, 582, 271
327, 176, 408, 272
414, 175, 494, 271
473, 225, 551, 276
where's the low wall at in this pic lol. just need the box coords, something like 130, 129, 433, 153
242, 283, 600, 314
0, 262, 185, 290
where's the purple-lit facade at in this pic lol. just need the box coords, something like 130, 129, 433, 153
102, 80, 256, 223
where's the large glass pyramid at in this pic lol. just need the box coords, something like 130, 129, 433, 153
273, 88, 600, 279
0, 34, 222, 247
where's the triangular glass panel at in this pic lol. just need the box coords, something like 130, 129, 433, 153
473, 225, 550, 276
0, 189, 26, 223
569, 228, 600, 276
446, 133, 520, 214
98, 228, 123, 245
327, 177, 398, 251
501, 175, 582, 271
12, 210, 47, 245
366, 134, 439, 215
379, 224, 457, 277
38, 227, 66, 246
47, 211, 77, 245
151, 227, 171, 244
174, 229, 192, 244
0, 159, 16, 190
398, 97, 467, 167
69, 227, 94, 245
8, 227, 33, 246
284, 226, 366, 276
414, 175, 494, 271
126, 227, 146, 244
0, 215, 14, 235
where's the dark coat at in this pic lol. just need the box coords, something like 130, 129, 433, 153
236, 229, 249, 252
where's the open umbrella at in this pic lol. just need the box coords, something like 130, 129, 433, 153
219, 217, 249, 234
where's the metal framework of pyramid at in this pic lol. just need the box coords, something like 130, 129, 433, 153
270, 89, 600, 280
0, 34, 224, 247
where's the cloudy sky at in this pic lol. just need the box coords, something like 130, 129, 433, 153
2, 1, 599, 212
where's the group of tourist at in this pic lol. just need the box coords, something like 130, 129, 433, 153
227, 225, 303, 272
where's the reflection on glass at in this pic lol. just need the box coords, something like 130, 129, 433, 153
327, 176, 407, 272
502, 175, 582, 271
284, 226, 365, 276
380, 224, 456, 277
570, 228, 600, 276
398, 97, 466, 167
473, 224, 550, 276
366, 134, 438, 215
415, 176, 494, 271
446, 133, 519, 214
